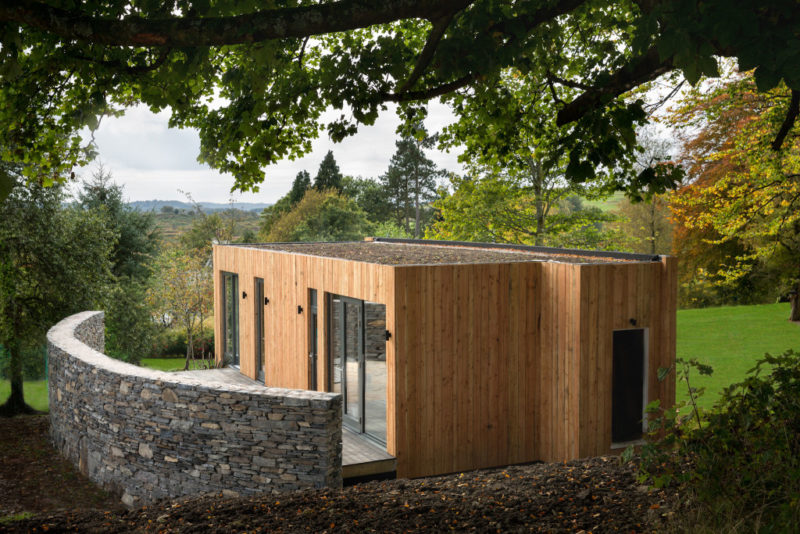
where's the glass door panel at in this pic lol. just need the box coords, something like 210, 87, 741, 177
343, 298, 362, 428
331, 295, 343, 397
364, 301, 387, 444
328, 294, 386, 444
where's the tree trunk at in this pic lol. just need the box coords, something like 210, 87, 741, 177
649, 201, 657, 255
533, 161, 545, 246
414, 186, 421, 239
0, 310, 37, 416
790, 279, 800, 322
184, 325, 194, 371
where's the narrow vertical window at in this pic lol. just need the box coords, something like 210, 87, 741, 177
309, 289, 318, 390
222, 271, 240, 367
254, 277, 265, 382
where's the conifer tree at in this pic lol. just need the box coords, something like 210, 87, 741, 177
313, 151, 343, 192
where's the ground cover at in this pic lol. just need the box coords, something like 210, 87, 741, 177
675, 302, 800, 409
0, 416, 121, 525
0, 416, 676, 533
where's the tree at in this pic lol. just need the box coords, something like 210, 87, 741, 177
611, 131, 675, 255
668, 71, 800, 319
3, 2, 798, 198
265, 188, 372, 242
428, 173, 622, 250
340, 176, 393, 224
288, 170, 311, 204
180, 198, 243, 255
381, 135, 444, 237
614, 195, 673, 255
432, 65, 623, 248
258, 195, 295, 240
76, 167, 159, 280
147, 247, 213, 370
0, 176, 114, 415
313, 151, 343, 192
76, 168, 160, 363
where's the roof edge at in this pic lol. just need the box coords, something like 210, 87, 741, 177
369, 237, 663, 263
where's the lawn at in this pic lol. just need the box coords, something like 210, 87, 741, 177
140, 358, 214, 372
0, 380, 49, 412
582, 191, 624, 212
676, 302, 800, 410
0, 359, 213, 412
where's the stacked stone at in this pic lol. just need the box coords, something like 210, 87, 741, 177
48, 311, 342, 508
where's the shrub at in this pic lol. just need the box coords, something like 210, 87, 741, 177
152, 327, 214, 359
637, 351, 800, 531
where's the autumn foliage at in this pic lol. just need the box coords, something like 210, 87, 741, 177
667, 71, 800, 313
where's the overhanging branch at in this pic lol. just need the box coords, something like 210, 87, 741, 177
771, 89, 800, 151
384, 74, 476, 103
556, 46, 674, 126
396, 13, 457, 95
0, 0, 473, 47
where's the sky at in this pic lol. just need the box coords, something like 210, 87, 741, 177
81, 101, 464, 204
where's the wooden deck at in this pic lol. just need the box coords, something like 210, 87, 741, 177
172, 367, 262, 387
342, 428, 396, 479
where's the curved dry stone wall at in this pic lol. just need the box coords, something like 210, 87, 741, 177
47, 311, 342, 507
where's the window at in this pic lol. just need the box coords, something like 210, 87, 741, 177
254, 277, 265, 381
222, 272, 239, 367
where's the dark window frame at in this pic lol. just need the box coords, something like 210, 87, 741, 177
221, 271, 240, 368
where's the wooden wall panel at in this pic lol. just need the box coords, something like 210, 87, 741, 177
575, 259, 678, 458
213, 246, 395, 390
392, 261, 549, 478
214, 244, 677, 479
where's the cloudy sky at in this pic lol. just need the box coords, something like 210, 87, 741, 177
81, 101, 464, 204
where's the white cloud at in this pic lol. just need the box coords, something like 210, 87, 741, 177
81, 101, 464, 204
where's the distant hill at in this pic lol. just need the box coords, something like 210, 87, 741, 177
128, 200, 272, 213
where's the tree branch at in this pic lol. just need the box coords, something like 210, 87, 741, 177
771, 89, 800, 151
68, 48, 171, 74
556, 46, 674, 126
384, 73, 477, 103
547, 73, 592, 91
1, 0, 474, 47
390, 0, 588, 103
396, 12, 457, 94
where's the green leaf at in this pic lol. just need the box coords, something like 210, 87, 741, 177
657, 366, 672, 382
0, 171, 15, 202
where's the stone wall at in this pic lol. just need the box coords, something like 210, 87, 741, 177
48, 311, 342, 507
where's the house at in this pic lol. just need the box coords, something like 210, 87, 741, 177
213, 238, 676, 479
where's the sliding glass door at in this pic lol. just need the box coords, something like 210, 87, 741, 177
329, 294, 386, 445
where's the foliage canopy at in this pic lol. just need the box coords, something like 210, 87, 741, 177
2, 1, 799, 197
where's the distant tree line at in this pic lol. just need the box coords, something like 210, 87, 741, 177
259, 132, 446, 242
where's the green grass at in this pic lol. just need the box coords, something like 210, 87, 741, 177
0, 380, 49, 412
582, 191, 625, 212
676, 302, 800, 409
140, 358, 214, 372
0, 512, 33, 524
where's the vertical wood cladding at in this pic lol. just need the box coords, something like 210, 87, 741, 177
214, 245, 677, 479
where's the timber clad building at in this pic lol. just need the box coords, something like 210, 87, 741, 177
213, 238, 677, 479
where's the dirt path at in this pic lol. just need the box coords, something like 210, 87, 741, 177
1, 415, 677, 532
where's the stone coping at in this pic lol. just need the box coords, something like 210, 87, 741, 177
47, 310, 338, 405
